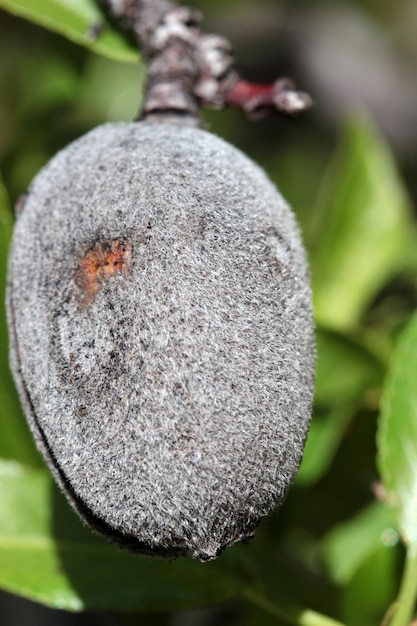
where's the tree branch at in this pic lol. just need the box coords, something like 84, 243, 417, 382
99, 0, 313, 124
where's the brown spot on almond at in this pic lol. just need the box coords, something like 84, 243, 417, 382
76, 238, 131, 305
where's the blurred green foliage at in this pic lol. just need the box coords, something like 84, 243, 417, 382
0, 0, 138, 61
1, 1, 417, 625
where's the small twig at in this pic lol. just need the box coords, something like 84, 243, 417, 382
243, 588, 348, 626
223, 77, 313, 120
99, 0, 313, 123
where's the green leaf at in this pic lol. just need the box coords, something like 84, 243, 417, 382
314, 328, 383, 408
0, 0, 139, 63
389, 544, 417, 626
377, 311, 417, 546
311, 115, 414, 331
0, 459, 245, 611
0, 179, 41, 466
71, 53, 145, 125
296, 406, 353, 486
322, 501, 397, 584
297, 328, 383, 486
340, 541, 398, 626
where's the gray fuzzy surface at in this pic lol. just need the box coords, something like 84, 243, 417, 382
7, 121, 315, 561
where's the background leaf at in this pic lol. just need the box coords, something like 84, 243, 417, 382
296, 328, 383, 486
0, 0, 139, 62
0, 178, 41, 466
322, 501, 397, 585
339, 540, 398, 626
296, 406, 354, 486
0, 459, 246, 611
314, 328, 383, 408
311, 115, 414, 331
377, 311, 417, 546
